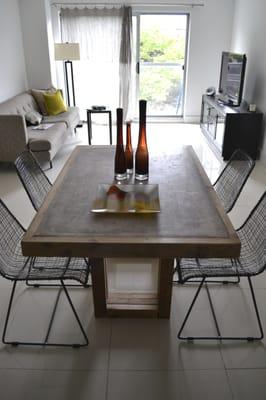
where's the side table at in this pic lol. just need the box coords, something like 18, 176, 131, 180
86, 109, 112, 145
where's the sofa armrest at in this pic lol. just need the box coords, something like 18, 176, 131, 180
0, 114, 28, 162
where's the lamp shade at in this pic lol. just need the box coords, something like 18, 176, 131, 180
54, 43, 80, 61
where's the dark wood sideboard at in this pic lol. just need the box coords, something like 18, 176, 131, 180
200, 94, 263, 160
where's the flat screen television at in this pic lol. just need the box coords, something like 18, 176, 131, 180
218, 51, 246, 107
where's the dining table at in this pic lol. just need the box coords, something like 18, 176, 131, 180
22, 145, 240, 318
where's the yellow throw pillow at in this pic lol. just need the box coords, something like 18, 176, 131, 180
43, 90, 67, 116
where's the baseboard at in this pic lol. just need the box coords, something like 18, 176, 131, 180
183, 116, 201, 123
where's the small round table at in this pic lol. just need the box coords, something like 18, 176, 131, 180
86, 109, 112, 145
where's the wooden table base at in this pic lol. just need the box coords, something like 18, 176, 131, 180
90, 258, 174, 318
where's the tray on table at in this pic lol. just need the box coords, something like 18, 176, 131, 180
91, 183, 160, 213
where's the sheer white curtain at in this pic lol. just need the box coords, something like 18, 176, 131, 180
119, 7, 133, 121
60, 6, 133, 120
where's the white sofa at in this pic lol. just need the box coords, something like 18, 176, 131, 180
0, 91, 80, 167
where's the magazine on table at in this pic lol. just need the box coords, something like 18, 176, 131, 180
32, 123, 54, 130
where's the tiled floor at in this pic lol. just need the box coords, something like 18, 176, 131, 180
0, 121, 265, 400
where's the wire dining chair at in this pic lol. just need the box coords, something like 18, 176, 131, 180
14, 150, 91, 287
173, 148, 255, 285
213, 148, 255, 213
176, 191, 266, 342
14, 150, 52, 211
0, 199, 89, 347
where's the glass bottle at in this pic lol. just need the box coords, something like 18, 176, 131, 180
135, 100, 149, 181
125, 121, 133, 174
114, 108, 127, 181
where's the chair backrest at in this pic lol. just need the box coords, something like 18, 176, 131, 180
238, 191, 266, 275
15, 151, 52, 211
0, 199, 26, 278
213, 149, 255, 213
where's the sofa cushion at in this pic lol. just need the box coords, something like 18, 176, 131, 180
42, 106, 79, 128
27, 122, 66, 152
43, 90, 67, 116
0, 92, 40, 116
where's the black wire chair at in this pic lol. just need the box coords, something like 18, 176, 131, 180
173, 148, 255, 285
213, 148, 255, 213
14, 150, 91, 288
177, 191, 266, 342
0, 199, 89, 347
14, 150, 52, 212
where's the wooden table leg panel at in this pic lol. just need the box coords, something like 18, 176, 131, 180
87, 111, 92, 145
108, 111, 112, 144
90, 258, 107, 317
157, 258, 174, 318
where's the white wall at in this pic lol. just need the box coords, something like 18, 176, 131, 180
0, 0, 27, 102
19, 0, 53, 89
231, 0, 266, 163
185, 0, 235, 120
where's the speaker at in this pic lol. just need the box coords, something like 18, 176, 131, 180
206, 86, 216, 96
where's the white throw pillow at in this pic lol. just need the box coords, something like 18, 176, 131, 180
25, 110, 43, 126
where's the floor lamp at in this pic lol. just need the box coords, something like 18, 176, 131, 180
54, 43, 80, 107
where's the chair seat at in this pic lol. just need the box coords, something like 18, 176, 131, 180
29, 257, 89, 283
3, 239, 89, 284
178, 257, 248, 283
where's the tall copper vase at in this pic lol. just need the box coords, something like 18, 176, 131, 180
135, 100, 149, 181
125, 121, 133, 174
114, 108, 127, 181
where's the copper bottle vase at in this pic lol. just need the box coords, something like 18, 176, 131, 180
125, 121, 133, 174
114, 108, 127, 181
135, 100, 149, 181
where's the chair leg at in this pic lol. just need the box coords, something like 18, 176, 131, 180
205, 283, 221, 337
60, 279, 89, 347
247, 276, 264, 340
43, 287, 63, 344
2, 280, 89, 347
2, 281, 18, 345
177, 277, 264, 342
178, 278, 206, 340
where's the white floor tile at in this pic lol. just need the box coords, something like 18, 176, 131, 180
228, 369, 266, 400
107, 371, 187, 400
38, 315, 111, 371
182, 369, 233, 400
109, 318, 184, 371
209, 286, 266, 369
0, 369, 107, 400
240, 272, 266, 290
109, 311, 225, 371
108, 370, 233, 400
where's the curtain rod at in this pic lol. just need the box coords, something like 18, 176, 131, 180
51, 2, 204, 7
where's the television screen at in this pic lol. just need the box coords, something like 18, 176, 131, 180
218, 52, 246, 106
